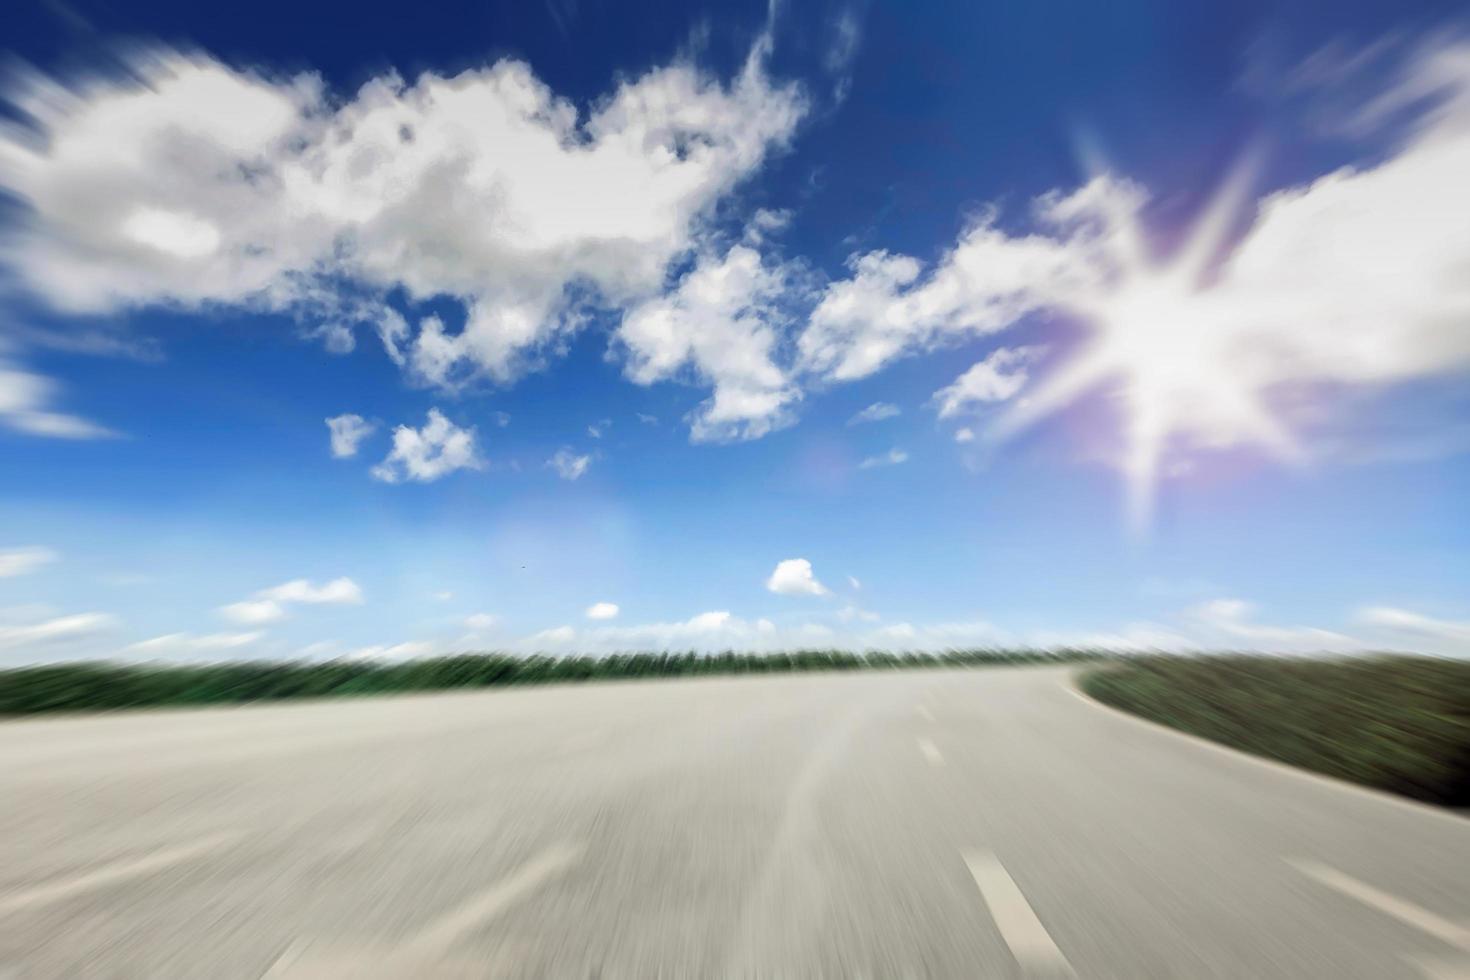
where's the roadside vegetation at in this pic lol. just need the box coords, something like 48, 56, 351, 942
0, 648, 1101, 716
1081, 655, 1470, 807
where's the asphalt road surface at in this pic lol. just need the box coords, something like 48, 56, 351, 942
1, 667, 1468, 978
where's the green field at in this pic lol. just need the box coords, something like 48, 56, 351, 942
1081, 655, 1470, 807
0, 648, 1100, 716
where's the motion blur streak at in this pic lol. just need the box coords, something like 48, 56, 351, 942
1, 668, 1466, 977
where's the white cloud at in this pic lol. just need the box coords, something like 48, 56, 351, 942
258, 577, 364, 604
345, 640, 434, 661
371, 409, 483, 483
824, 8, 864, 75
0, 358, 113, 439
1187, 598, 1360, 652
766, 558, 830, 597
491, 411, 511, 427
847, 575, 861, 591
1356, 605, 1470, 653
617, 243, 800, 442
0, 38, 805, 389
325, 413, 376, 458
547, 448, 591, 481
858, 448, 908, 469
837, 605, 880, 623
932, 347, 1036, 418
522, 610, 769, 651
586, 601, 619, 620
636, 412, 659, 425
528, 625, 577, 646
0, 546, 58, 577
798, 214, 1086, 383
217, 599, 286, 625
510, 610, 1009, 653
797, 40, 1470, 518
1032, 621, 1196, 652
586, 419, 611, 439
123, 631, 261, 657
0, 611, 116, 654
847, 401, 900, 425
464, 613, 499, 631
219, 576, 363, 624
953, 427, 976, 443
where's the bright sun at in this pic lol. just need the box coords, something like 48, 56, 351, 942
995, 161, 1299, 530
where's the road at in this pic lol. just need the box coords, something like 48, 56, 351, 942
1, 666, 1468, 978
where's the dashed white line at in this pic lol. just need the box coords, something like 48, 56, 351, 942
963, 849, 1074, 976
916, 737, 945, 767
0, 832, 237, 915
266, 840, 585, 977
407, 841, 584, 955
1288, 859, 1470, 951
1409, 955, 1470, 980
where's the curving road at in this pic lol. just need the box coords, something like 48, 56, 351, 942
1, 667, 1467, 978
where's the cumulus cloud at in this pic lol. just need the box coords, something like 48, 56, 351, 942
932, 347, 1036, 418
259, 577, 364, 604
798, 214, 1086, 382
0, 546, 58, 577
0, 38, 805, 393
953, 427, 976, 443
371, 409, 482, 483
766, 558, 829, 597
847, 401, 900, 425
858, 447, 908, 469
219, 576, 363, 624
617, 243, 800, 442
464, 613, 499, 631
586, 601, 619, 620
325, 413, 377, 458
547, 448, 591, 480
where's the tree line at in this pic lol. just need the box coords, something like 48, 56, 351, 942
0, 648, 1105, 715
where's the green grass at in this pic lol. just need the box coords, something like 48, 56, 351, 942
1081, 655, 1470, 807
0, 647, 1103, 717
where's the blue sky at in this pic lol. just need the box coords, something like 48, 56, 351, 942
1, 0, 1468, 661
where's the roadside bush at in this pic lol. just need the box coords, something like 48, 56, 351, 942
1081, 655, 1470, 807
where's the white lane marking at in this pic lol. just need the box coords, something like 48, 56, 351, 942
406, 841, 583, 956
265, 841, 584, 976
916, 737, 944, 767
916, 705, 935, 722
0, 832, 237, 915
1288, 860, 1470, 951
1409, 955, 1470, 979
963, 849, 1074, 976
